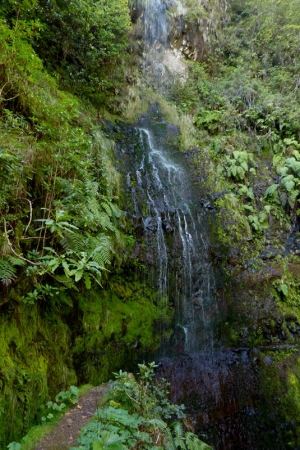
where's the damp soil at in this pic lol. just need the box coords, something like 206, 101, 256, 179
34, 385, 108, 450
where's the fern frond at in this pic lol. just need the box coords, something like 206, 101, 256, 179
88, 235, 112, 267
90, 249, 111, 268
61, 232, 87, 253
185, 432, 213, 450
109, 202, 122, 219
173, 422, 186, 450
101, 201, 113, 217
97, 212, 116, 232
87, 197, 102, 216
265, 184, 279, 198
0, 258, 17, 285
85, 180, 99, 198
8, 256, 26, 267
146, 419, 175, 450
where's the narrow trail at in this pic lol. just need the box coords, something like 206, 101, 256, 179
34, 385, 108, 450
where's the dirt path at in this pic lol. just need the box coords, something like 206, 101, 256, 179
34, 385, 108, 450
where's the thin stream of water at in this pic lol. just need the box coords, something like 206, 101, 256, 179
124, 119, 214, 354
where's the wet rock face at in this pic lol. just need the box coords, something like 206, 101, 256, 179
130, 0, 228, 62
111, 105, 216, 355
170, 0, 228, 61
157, 352, 258, 450
157, 351, 294, 450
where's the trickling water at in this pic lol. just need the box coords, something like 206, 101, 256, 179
141, 0, 185, 89
119, 109, 215, 354
143, 0, 168, 46
121, 2, 289, 449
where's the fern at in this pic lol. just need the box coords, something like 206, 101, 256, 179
107, 201, 122, 219
61, 232, 87, 253
173, 422, 186, 449
185, 433, 212, 450
84, 180, 99, 198
62, 233, 112, 266
97, 211, 116, 231
101, 201, 113, 217
285, 157, 300, 177
87, 197, 102, 217
0, 258, 17, 285
89, 236, 112, 267
264, 183, 279, 198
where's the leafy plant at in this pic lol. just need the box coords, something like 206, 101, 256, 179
55, 385, 78, 405
40, 386, 78, 423
223, 151, 256, 181
7, 443, 21, 450
265, 149, 300, 216
73, 363, 212, 450
248, 210, 269, 233
10, 0, 132, 107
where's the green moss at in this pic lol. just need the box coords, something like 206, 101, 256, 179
257, 353, 300, 447
72, 279, 172, 386
0, 302, 77, 448
0, 274, 171, 447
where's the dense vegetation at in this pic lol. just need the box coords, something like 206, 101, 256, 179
0, 1, 167, 447
0, 0, 132, 298
74, 363, 212, 450
172, 0, 300, 237
2, 0, 300, 448
168, 0, 300, 446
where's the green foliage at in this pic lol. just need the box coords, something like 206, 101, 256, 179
0, 0, 131, 108
183, 0, 207, 24
7, 443, 20, 450
0, 33, 124, 299
272, 271, 300, 308
111, 362, 186, 421
40, 386, 79, 423
193, 108, 224, 133
73, 363, 212, 450
223, 151, 256, 181
170, 0, 300, 241
264, 148, 300, 215
55, 385, 78, 405
0, 5, 130, 443
247, 211, 269, 233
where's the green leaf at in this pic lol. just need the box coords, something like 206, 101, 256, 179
280, 284, 288, 297
7, 443, 21, 450
273, 154, 283, 169
283, 179, 295, 192
93, 442, 104, 450
83, 273, 91, 289
265, 184, 279, 197
279, 166, 289, 176
230, 165, 237, 177
289, 189, 299, 202
75, 270, 83, 282
264, 205, 271, 214
62, 260, 70, 275
240, 160, 248, 171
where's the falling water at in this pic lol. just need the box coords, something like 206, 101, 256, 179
121, 110, 215, 354
143, 0, 168, 46
141, 0, 174, 88
117, 2, 288, 449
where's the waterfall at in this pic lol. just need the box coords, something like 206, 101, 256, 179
141, 0, 187, 89
119, 2, 280, 448
121, 109, 215, 354
143, 0, 168, 46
